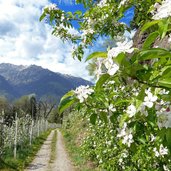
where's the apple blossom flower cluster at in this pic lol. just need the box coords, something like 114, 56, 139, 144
143, 89, 157, 108
103, 58, 119, 76
118, 0, 128, 8
97, 0, 108, 8
108, 104, 116, 112
74, 85, 94, 103
107, 39, 134, 59
102, 39, 134, 76
163, 165, 170, 171
157, 108, 171, 129
117, 122, 134, 147
153, 144, 169, 157
43, 3, 58, 12
126, 104, 136, 118
152, 0, 171, 20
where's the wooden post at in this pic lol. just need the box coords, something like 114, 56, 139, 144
14, 112, 18, 159
37, 120, 40, 137
29, 119, 34, 145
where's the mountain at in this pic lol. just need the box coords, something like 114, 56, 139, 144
0, 63, 92, 100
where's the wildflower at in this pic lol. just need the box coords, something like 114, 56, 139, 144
126, 104, 136, 117
74, 85, 94, 103
152, 0, 171, 20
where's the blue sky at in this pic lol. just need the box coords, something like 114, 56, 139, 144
0, 0, 134, 81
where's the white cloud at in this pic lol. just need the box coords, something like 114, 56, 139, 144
0, 0, 91, 80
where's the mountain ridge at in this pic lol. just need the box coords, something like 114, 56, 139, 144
0, 63, 92, 100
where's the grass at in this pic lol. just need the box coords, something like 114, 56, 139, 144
49, 130, 57, 163
0, 129, 51, 171
62, 114, 99, 171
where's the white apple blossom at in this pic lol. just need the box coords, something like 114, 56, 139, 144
74, 85, 94, 103
118, 0, 128, 8
152, 0, 171, 20
143, 89, 157, 108
139, 104, 148, 116
103, 58, 119, 76
157, 109, 171, 129
97, 0, 107, 8
126, 104, 136, 117
117, 122, 134, 147
107, 39, 134, 59
163, 165, 170, 171
108, 104, 116, 112
153, 144, 169, 157
95, 60, 103, 80
43, 3, 58, 12
82, 28, 94, 35
159, 144, 169, 156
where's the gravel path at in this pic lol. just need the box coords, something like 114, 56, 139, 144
49, 130, 74, 171
25, 130, 74, 171
25, 130, 54, 171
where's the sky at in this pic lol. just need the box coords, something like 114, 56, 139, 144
0, 0, 134, 81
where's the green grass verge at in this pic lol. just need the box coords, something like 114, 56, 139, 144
0, 129, 52, 171
61, 114, 99, 171
49, 130, 57, 163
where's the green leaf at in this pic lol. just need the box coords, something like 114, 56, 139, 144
115, 99, 130, 106
142, 32, 159, 49
100, 112, 108, 123
139, 48, 171, 61
166, 128, 171, 148
39, 13, 46, 22
60, 90, 75, 102
74, 10, 82, 16
158, 18, 169, 39
141, 20, 160, 32
86, 52, 107, 62
158, 78, 171, 88
114, 52, 125, 65
95, 74, 110, 91
58, 96, 76, 114
160, 66, 171, 78
90, 113, 97, 125
138, 137, 146, 145
136, 85, 146, 101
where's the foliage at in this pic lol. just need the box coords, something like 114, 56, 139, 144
41, 0, 171, 170
62, 110, 98, 171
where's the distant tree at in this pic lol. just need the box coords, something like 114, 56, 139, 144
39, 96, 57, 120
0, 96, 8, 114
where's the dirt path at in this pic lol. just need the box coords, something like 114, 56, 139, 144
49, 130, 74, 171
25, 130, 74, 171
25, 130, 54, 171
